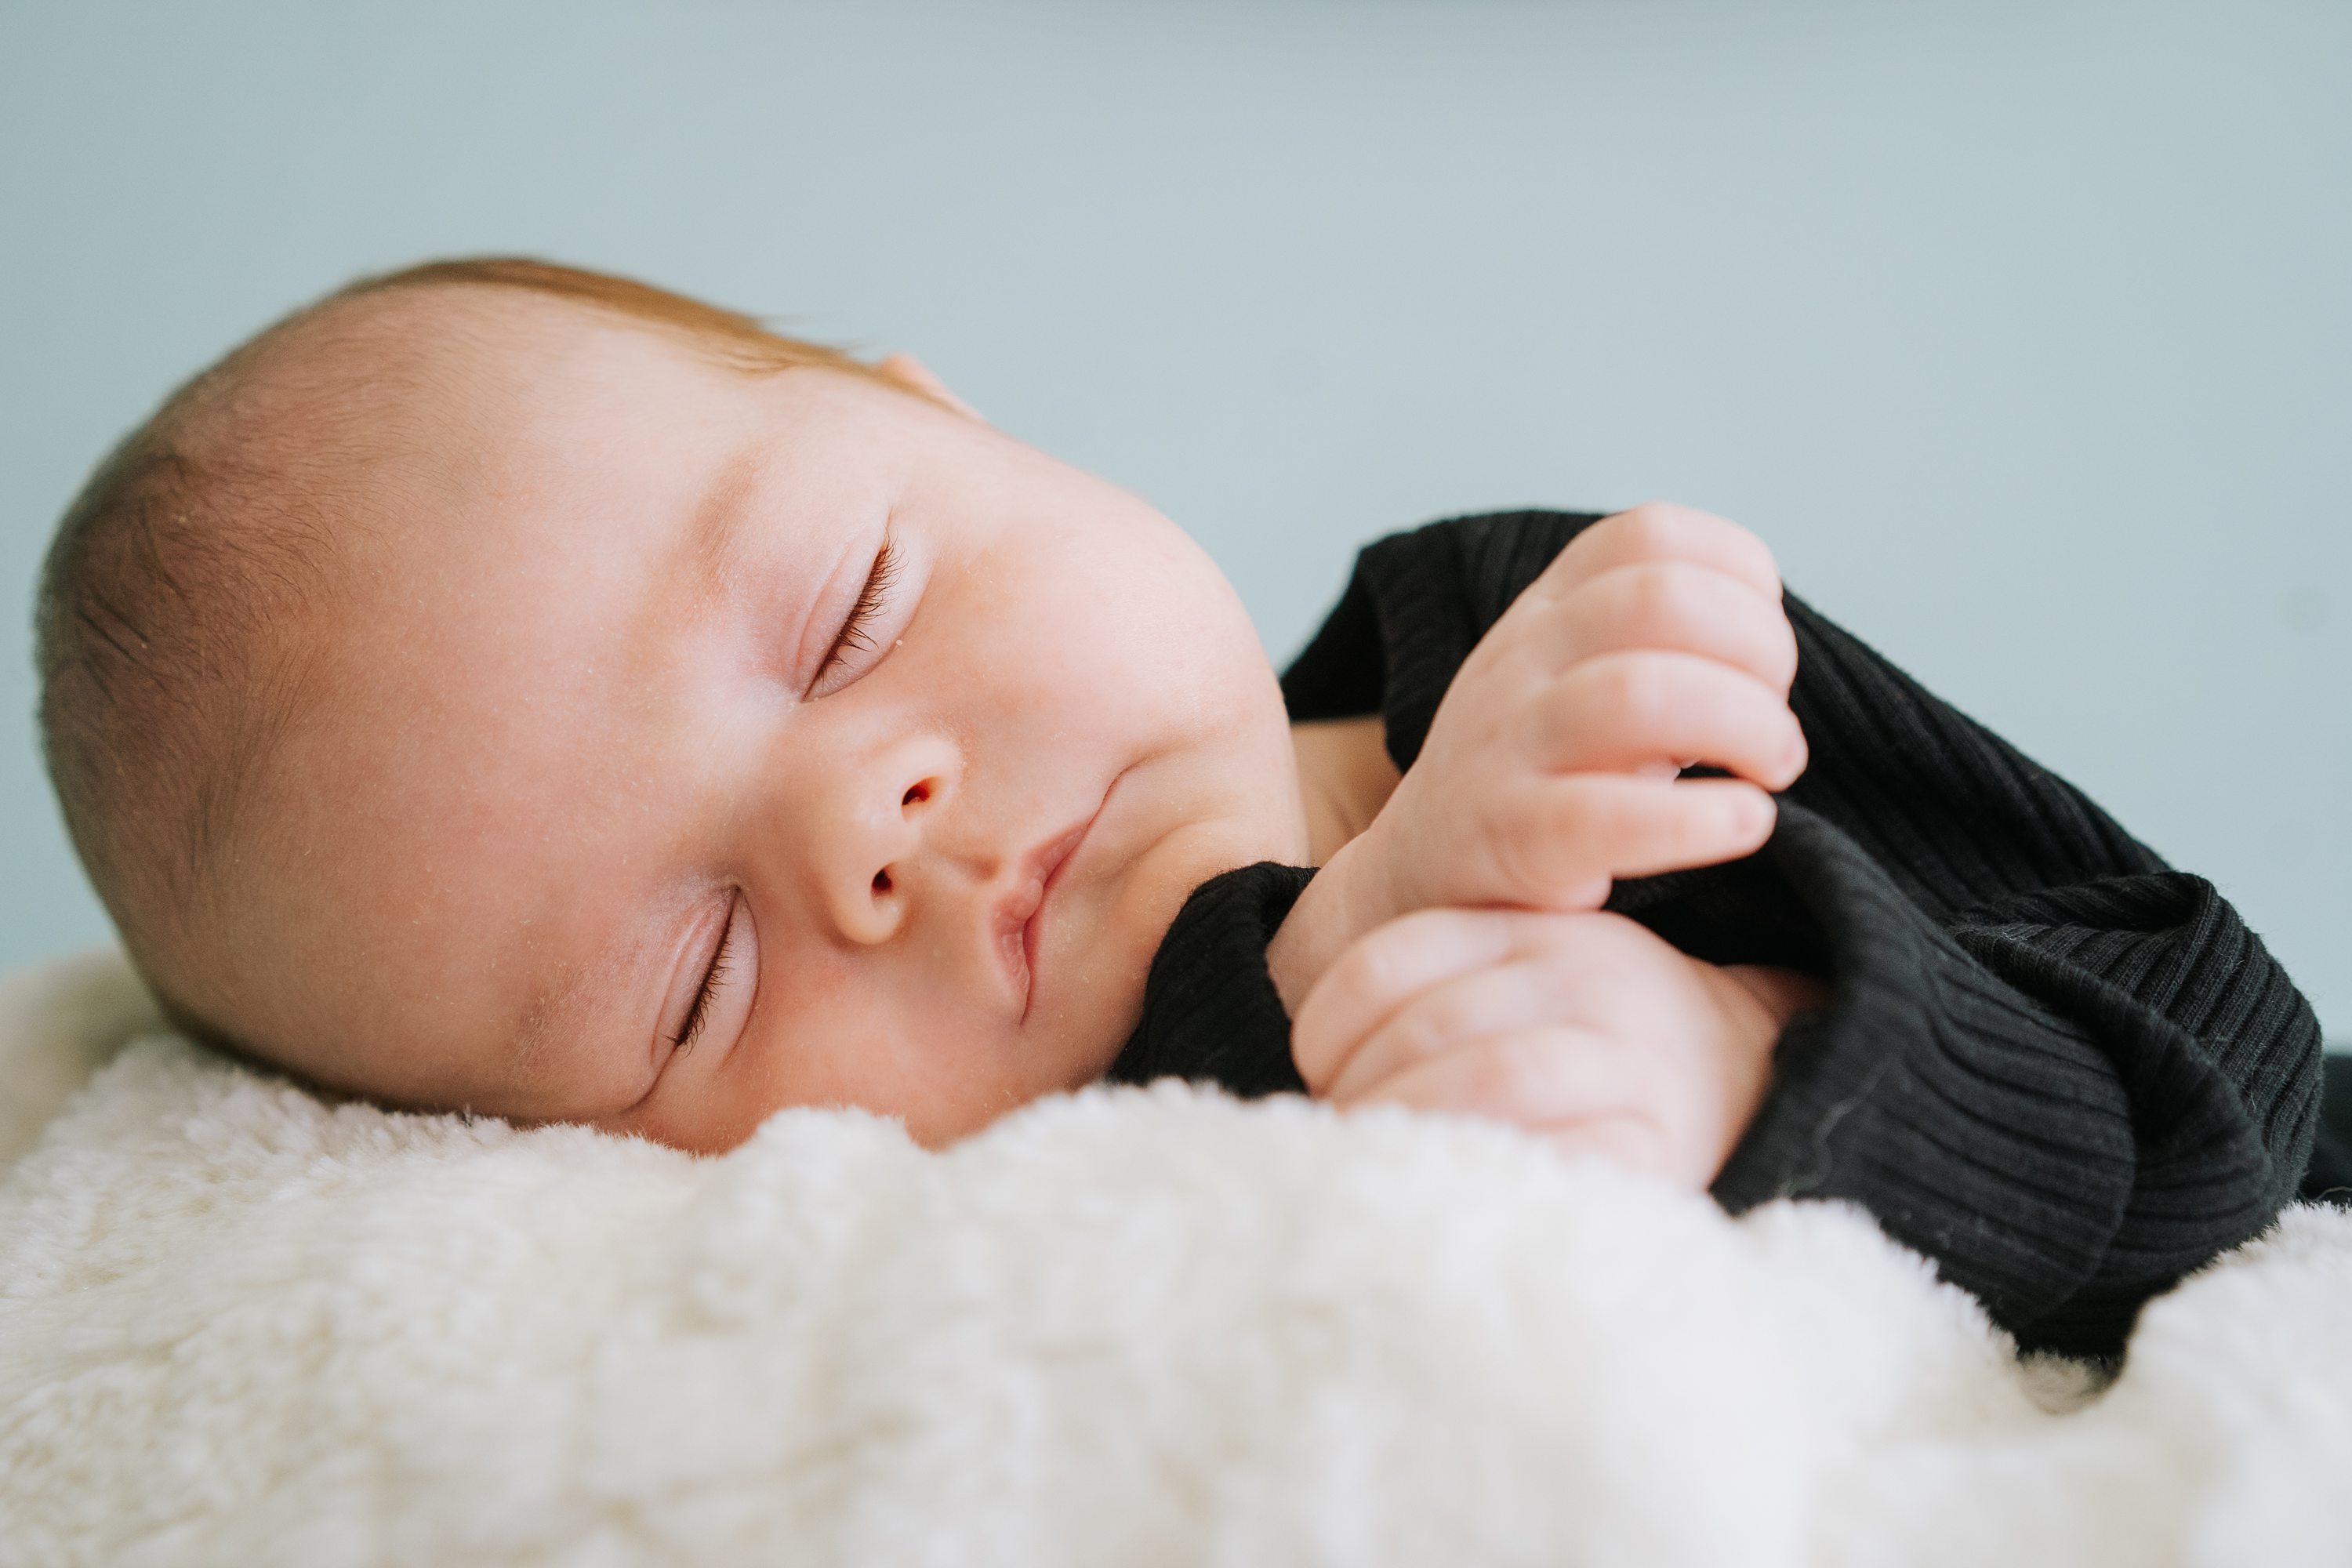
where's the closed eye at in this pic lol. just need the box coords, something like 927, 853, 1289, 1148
813, 537, 899, 691
671, 896, 743, 1057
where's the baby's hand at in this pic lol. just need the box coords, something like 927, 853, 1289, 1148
1272, 503, 1803, 1010
1383, 502, 1802, 909
1292, 906, 1820, 1189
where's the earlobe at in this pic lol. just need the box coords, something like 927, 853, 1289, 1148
877, 353, 983, 421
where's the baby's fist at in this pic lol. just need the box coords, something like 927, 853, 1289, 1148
1293, 906, 1813, 1189
1360, 503, 1804, 917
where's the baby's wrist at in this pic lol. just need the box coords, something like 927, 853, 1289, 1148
1265, 829, 1403, 1016
1718, 964, 1830, 1033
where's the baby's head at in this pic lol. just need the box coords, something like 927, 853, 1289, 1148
38, 260, 1305, 1149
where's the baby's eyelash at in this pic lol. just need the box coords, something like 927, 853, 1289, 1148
671, 906, 739, 1056
818, 539, 900, 681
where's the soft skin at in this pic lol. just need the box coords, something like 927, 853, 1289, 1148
168, 285, 1817, 1176
190, 293, 1310, 1152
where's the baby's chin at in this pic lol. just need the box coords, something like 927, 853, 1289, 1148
877, 1030, 1134, 1149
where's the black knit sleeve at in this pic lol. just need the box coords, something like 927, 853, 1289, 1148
1715, 597, 2324, 1356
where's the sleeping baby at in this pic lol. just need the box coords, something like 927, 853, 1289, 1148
35, 258, 2328, 1359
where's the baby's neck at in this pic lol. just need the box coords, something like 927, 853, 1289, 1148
1290, 716, 1399, 866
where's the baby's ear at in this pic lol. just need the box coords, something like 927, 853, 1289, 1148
876, 353, 982, 421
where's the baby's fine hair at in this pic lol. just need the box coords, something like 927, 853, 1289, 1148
34, 257, 892, 1022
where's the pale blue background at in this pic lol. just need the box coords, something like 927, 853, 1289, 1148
3, 2, 2346, 1037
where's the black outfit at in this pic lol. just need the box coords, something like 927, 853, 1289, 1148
1109, 510, 2328, 1361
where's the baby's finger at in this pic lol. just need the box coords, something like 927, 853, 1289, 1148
1499, 775, 1777, 897
1531, 502, 1782, 604
1292, 908, 1528, 1094
1547, 561, 1799, 695
1533, 651, 1807, 789
1323, 958, 1561, 1102
1345, 1029, 1698, 1186
1344, 1026, 1667, 1156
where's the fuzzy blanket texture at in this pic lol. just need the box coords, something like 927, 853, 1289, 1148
1, 951, 2347, 1567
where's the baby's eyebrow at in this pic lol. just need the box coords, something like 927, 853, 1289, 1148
685, 441, 767, 599
508, 942, 606, 1094
506, 902, 682, 1102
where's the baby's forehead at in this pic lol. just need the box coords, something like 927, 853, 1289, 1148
238, 298, 699, 587
256, 289, 609, 444
200, 295, 666, 821
236, 285, 735, 499
263, 308, 755, 792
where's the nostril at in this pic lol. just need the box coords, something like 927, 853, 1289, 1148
902, 782, 930, 808
873, 869, 893, 896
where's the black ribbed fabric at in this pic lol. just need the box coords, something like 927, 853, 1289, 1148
1107, 510, 2325, 1360
1114, 862, 1318, 1099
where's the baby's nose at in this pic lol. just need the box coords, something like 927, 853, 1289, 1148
815, 741, 960, 946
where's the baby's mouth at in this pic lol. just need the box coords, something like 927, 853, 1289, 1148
995, 787, 1112, 1022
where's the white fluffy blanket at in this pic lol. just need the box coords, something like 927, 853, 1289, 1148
2, 953, 2347, 1567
